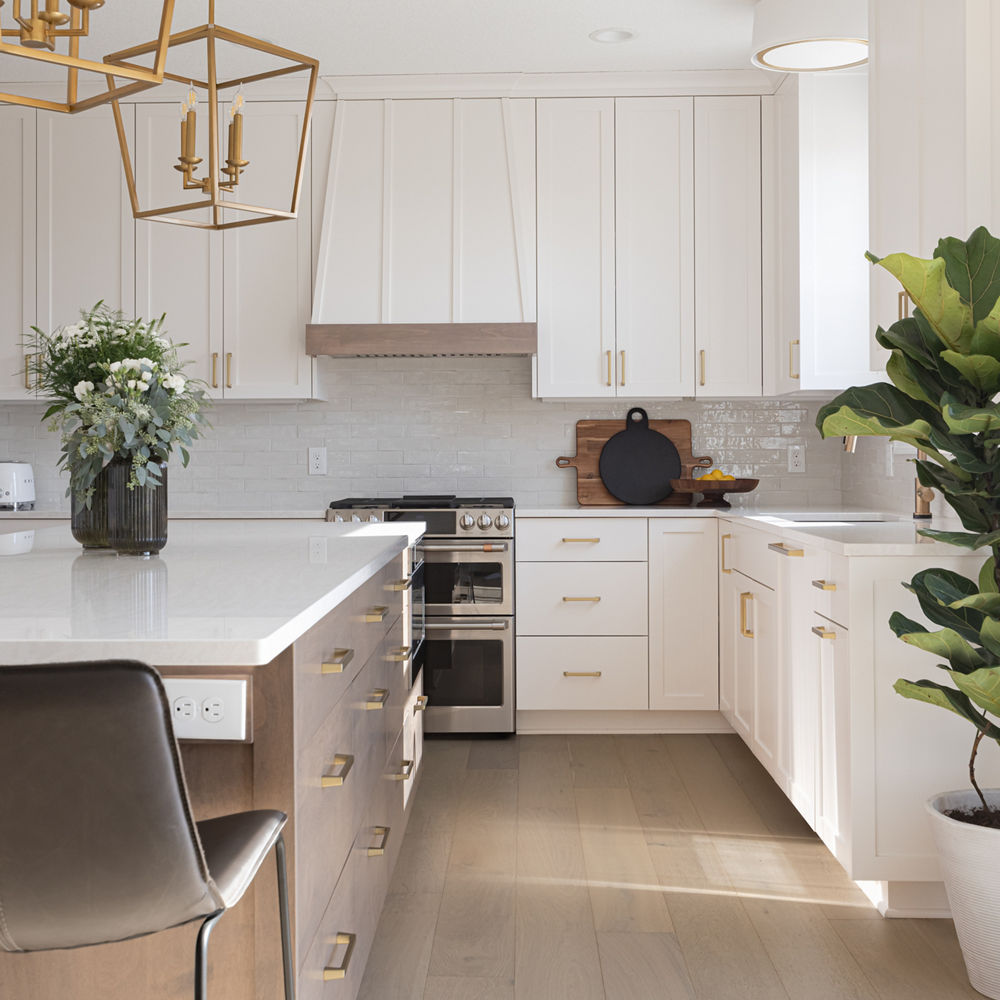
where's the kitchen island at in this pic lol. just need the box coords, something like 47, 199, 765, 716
0, 519, 424, 1000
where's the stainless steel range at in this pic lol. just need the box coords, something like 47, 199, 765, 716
327, 496, 515, 734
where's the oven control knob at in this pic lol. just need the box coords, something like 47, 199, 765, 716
478, 514, 493, 530
351, 514, 362, 523
495, 513, 510, 530
368, 514, 380, 523
459, 513, 476, 530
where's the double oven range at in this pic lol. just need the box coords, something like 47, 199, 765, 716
328, 496, 515, 734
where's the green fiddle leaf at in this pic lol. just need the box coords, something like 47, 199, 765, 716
941, 394, 1000, 434
896, 624, 986, 672
940, 351, 1000, 394
949, 593, 1000, 617
917, 528, 1000, 550
935, 228, 1000, 324
816, 383, 939, 441
981, 557, 999, 595
889, 611, 928, 637
949, 666, 1000, 716
982, 617, 1000, 657
887, 352, 937, 405
893, 679, 1000, 739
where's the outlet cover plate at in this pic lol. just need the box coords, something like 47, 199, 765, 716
162, 677, 249, 742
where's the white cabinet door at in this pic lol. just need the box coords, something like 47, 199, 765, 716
133, 103, 223, 398
0, 107, 36, 401
750, 582, 784, 788
536, 98, 616, 398
719, 534, 738, 727
36, 105, 135, 331
815, 616, 850, 865
615, 98, 695, 398
694, 97, 762, 397
732, 573, 756, 741
222, 102, 314, 399
648, 518, 718, 710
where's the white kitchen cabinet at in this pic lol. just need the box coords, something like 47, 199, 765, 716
0, 106, 36, 401
36, 104, 135, 333
648, 518, 718, 710
719, 533, 738, 728
694, 97, 762, 397
536, 97, 695, 398
312, 97, 536, 326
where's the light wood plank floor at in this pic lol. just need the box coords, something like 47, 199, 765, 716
357, 733, 977, 1000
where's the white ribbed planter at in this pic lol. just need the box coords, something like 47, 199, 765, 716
927, 790, 1000, 999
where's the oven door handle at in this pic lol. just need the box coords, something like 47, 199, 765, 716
425, 619, 510, 631
419, 542, 509, 553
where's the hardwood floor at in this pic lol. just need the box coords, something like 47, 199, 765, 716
357, 733, 977, 1000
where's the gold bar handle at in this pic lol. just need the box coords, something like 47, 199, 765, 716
699, 349, 706, 387
768, 542, 804, 557
321, 647, 354, 674
562, 596, 601, 603
225, 351, 233, 389
387, 645, 412, 663
721, 532, 732, 574
563, 671, 602, 677
812, 625, 836, 640
390, 759, 415, 781
323, 933, 356, 980
367, 825, 391, 857
898, 290, 911, 320
321, 753, 355, 788
740, 592, 754, 639
414, 694, 428, 713
386, 577, 413, 592
789, 339, 800, 380
619, 349, 625, 387
23, 354, 31, 392
561, 537, 600, 544
364, 605, 388, 623
606, 349, 612, 388
211, 352, 219, 388
811, 579, 837, 591
364, 688, 388, 710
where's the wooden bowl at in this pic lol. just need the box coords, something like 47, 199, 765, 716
669, 477, 759, 509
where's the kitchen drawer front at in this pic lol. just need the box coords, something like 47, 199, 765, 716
516, 562, 648, 635
727, 522, 777, 591
382, 612, 408, 761
516, 517, 648, 562
294, 555, 405, 747
810, 553, 849, 628
401, 672, 424, 810
516, 636, 649, 710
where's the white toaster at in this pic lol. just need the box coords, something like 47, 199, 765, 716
0, 461, 35, 510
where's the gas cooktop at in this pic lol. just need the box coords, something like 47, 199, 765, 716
330, 495, 515, 510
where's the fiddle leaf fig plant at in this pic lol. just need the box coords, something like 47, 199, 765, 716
816, 227, 1000, 817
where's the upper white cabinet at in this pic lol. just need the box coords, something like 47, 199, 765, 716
694, 96, 762, 397
312, 97, 536, 325
0, 107, 36, 401
536, 97, 695, 398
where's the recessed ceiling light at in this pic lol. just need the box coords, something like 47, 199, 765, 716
751, 0, 868, 72
589, 28, 634, 44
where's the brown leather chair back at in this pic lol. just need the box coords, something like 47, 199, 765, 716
0, 660, 224, 952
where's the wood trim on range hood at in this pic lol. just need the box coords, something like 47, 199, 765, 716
306, 322, 537, 357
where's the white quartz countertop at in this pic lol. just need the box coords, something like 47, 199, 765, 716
0, 520, 422, 667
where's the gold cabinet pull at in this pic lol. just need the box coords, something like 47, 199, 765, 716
721, 532, 732, 574
605, 349, 612, 387
387, 645, 412, 663
811, 579, 836, 592
364, 688, 388, 710
321, 753, 355, 788
563, 671, 602, 678
225, 351, 233, 389
390, 759, 414, 781
414, 694, 428, 713
386, 577, 413, 592
768, 542, 803, 557
812, 625, 836, 640
789, 339, 800, 380
562, 596, 601, 603
699, 349, 706, 387
211, 352, 219, 388
898, 290, 911, 320
619, 349, 625, 387
367, 825, 391, 856
561, 537, 600, 544
322, 647, 354, 674
364, 605, 388, 623
23, 354, 31, 391
323, 932, 356, 980
740, 592, 754, 639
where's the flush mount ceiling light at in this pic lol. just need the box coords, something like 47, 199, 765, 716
589, 27, 634, 44
105, 0, 318, 231
751, 0, 868, 72
0, 0, 175, 112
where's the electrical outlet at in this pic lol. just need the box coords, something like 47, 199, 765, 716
308, 446, 327, 476
309, 536, 328, 564
787, 444, 805, 473
162, 678, 248, 741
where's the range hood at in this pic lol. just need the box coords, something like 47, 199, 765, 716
305, 323, 537, 358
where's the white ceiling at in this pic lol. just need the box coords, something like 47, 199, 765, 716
2, 0, 764, 81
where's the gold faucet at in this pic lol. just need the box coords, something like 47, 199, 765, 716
914, 449, 934, 519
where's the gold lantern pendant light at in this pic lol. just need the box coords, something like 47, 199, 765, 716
0, 0, 175, 113
106, 0, 319, 231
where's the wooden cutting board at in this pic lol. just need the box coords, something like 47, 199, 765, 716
556, 418, 712, 507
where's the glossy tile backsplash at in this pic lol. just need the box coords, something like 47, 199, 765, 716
0, 357, 844, 512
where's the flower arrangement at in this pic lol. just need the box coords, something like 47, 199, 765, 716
25, 302, 208, 508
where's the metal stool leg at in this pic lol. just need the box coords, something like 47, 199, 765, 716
194, 911, 224, 1000
275, 834, 295, 1000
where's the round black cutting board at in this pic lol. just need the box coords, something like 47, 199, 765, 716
598, 408, 681, 505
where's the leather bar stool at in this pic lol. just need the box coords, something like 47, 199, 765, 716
0, 660, 294, 1000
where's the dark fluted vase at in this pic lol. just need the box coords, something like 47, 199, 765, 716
70, 463, 111, 549
107, 458, 168, 557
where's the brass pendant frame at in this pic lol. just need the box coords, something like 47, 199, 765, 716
105, 20, 318, 231
0, 0, 175, 113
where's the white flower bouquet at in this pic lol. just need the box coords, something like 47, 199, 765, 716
25, 302, 208, 508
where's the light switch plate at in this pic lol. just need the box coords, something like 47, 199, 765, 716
161, 677, 249, 742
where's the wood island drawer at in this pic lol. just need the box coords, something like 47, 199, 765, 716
516, 517, 648, 562
516, 636, 649, 709
516, 562, 647, 635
